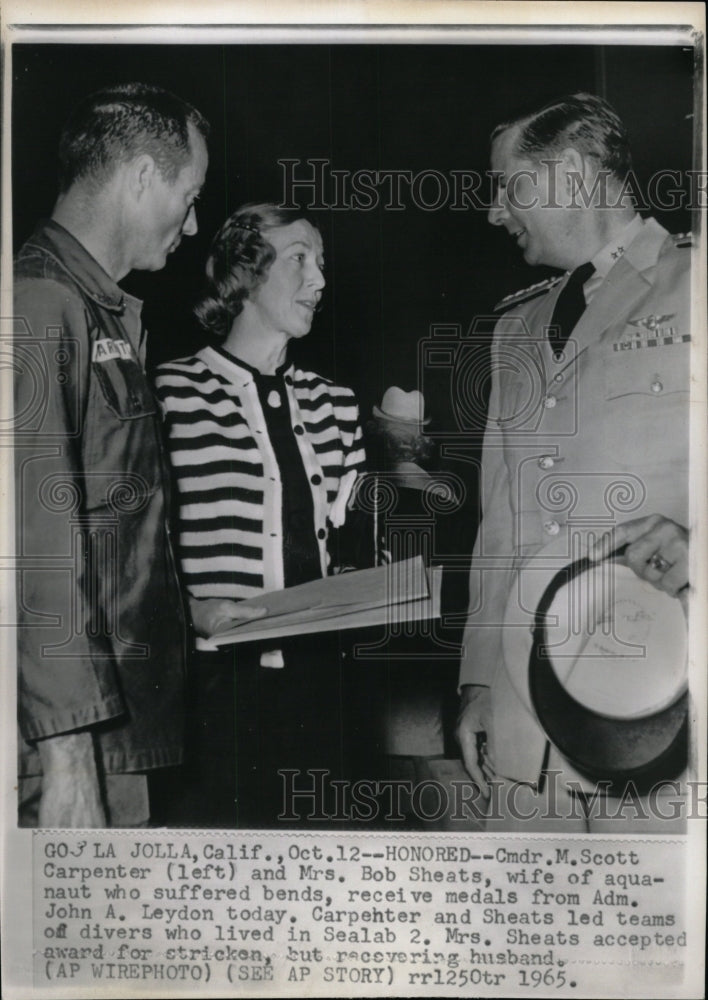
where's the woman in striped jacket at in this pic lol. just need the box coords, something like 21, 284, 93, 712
153, 204, 366, 827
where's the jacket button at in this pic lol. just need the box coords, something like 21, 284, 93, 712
544, 395, 557, 409
651, 378, 663, 393
538, 456, 555, 469
311, 474, 322, 486
317, 528, 326, 540
552, 350, 565, 363
294, 425, 305, 435
285, 375, 293, 386
543, 519, 560, 536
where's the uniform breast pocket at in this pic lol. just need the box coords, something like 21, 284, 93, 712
84, 359, 161, 511
602, 343, 690, 468
93, 356, 157, 420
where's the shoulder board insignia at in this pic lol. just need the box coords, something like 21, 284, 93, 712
671, 231, 693, 248
494, 275, 563, 312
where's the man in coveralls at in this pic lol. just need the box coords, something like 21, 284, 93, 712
14, 83, 211, 827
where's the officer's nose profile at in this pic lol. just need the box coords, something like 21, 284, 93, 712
183, 204, 198, 236
488, 198, 506, 226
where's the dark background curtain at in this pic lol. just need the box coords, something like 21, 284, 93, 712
12, 40, 697, 565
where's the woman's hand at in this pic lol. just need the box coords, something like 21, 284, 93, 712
189, 597, 266, 638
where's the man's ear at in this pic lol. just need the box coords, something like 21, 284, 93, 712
558, 146, 588, 191
127, 154, 157, 200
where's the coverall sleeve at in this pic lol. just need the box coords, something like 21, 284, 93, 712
14, 275, 124, 742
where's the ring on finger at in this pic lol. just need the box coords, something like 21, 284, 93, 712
648, 552, 673, 573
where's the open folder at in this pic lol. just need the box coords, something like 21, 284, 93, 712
210, 556, 442, 646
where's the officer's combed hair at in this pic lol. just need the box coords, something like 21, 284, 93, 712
58, 82, 210, 193
492, 92, 633, 181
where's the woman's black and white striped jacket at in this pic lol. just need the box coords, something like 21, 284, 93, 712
154, 346, 366, 603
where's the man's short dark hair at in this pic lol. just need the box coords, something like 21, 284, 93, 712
58, 82, 210, 192
492, 92, 632, 181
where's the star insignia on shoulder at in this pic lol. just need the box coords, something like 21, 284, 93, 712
671, 232, 693, 248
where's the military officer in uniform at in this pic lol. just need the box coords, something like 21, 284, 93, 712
456, 93, 693, 832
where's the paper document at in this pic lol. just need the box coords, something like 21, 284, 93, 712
210, 556, 441, 645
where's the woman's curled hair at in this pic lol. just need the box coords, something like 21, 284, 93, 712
195, 203, 319, 338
